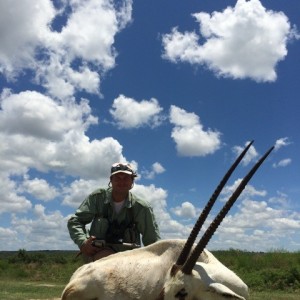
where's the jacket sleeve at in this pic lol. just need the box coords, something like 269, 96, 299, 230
67, 193, 98, 248
136, 204, 161, 246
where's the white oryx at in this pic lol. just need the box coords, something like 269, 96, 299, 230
62, 141, 274, 300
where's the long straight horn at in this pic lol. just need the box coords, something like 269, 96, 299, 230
182, 145, 274, 274
175, 140, 254, 266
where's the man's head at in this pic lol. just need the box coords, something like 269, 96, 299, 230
110, 163, 137, 195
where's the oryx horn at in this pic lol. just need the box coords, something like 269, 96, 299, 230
175, 140, 254, 266
181, 145, 274, 274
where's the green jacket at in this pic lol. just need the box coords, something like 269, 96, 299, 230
67, 188, 160, 252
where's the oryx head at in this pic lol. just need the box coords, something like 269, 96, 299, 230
157, 141, 274, 300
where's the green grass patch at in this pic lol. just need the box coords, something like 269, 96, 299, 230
0, 250, 81, 299
0, 280, 63, 300
0, 250, 82, 283
250, 290, 300, 300
213, 249, 300, 292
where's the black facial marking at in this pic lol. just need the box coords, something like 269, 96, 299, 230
175, 288, 188, 300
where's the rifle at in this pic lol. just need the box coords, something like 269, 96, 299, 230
75, 239, 141, 258
92, 239, 141, 249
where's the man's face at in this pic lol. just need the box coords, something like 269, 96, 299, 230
110, 173, 133, 193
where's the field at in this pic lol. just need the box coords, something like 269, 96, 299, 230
0, 249, 299, 299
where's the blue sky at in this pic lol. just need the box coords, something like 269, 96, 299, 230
0, 0, 299, 252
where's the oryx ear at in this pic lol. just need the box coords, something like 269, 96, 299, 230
207, 283, 247, 300
175, 141, 254, 266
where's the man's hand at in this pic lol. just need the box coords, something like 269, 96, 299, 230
80, 236, 100, 256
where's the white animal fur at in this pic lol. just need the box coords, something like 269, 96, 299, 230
61, 239, 249, 300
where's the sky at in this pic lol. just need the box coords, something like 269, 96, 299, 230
0, 0, 299, 252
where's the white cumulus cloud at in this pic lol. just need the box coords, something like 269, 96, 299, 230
171, 201, 198, 219
274, 137, 291, 151
272, 158, 292, 168
0, 0, 133, 98
110, 94, 164, 129
169, 105, 221, 157
162, 0, 296, 82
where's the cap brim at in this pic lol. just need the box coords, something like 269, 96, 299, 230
111, 170, 136, 176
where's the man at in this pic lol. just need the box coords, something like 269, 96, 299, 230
68, 162, 161, 261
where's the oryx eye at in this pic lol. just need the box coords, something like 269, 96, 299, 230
175, 288, 188, 299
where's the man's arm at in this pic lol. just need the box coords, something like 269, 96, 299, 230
67, 194, 98, 248
137, 205, 161, 246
